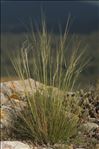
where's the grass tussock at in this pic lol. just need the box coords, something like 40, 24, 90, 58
12, 88, 80, 146
10, 19, 89, 146
11, 19, 89, 91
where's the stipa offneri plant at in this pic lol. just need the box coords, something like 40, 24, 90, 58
11, 18, 89, 91
10, 18, 89, 146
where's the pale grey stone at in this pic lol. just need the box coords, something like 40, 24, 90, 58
0, 141, 53, 149
83, 122, 98, 132
1, 141, 31, 149
0, 92, 9, 105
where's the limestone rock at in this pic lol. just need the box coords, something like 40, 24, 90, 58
1, 107, 13, 129
1, 141, 31, 149
0, 78, 43, 139
3, 78, 43, 93
1, 141, 53, 149
0, 92, 9, 105
82, 122, 99, 132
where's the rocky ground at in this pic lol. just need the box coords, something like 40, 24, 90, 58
0, 79, 99, 149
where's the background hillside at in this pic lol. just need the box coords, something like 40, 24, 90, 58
1, 1, 99, 33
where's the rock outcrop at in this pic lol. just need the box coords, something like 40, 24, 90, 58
0, 79, 44, 138
0, 78, 99, 149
